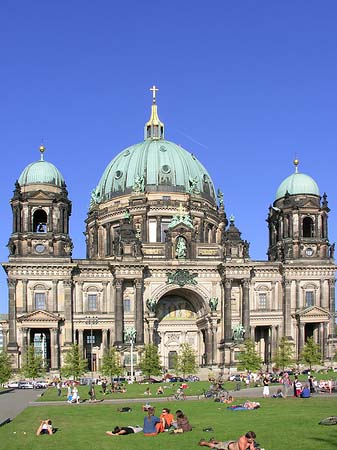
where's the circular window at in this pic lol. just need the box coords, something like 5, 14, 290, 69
160, 145, 167, 152
115, 170, 123, 179
161, 165, 171, 174
305, 248, 314, 256
35, 244, 45, 253
123, 150, 130, 156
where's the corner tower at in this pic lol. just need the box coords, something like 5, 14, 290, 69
7, 145, 73, 259
267, 160, 332, 262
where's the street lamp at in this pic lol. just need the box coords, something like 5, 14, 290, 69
124, 327, 137, 383
85, 316, 98, 379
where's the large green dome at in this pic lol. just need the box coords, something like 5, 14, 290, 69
94, 139, 216, 203
18, 146, 65, 187
92, 94, 216, 204
275, 163, 319, 200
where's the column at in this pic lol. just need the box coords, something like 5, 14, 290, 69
298, 322, 305, 358
102, 282, 108, 313
50, 328, 59, 369
63, 280, 73, 346
134, 279, 144, 344
224, 279, 232, 341
7, 279, 18, 351
328, 279, 336, 336
283, 279, 292, 337
319, 279, 324, 308
295, 280, 300, 310
114, 279, 124, 344
78, 329, 84, 357
250, 325, 256, 343
319, 323, 325, 359
323, 322, 328, 360
242, 279, 250, 337
22, 279, 28, 313
271, 325, 278, 360
21, 327, 28, 362
156, 216, 161, 242
102, 329, 108, 352
52, 280, 58, 312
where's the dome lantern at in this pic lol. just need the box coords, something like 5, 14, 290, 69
144, 85, 164, 140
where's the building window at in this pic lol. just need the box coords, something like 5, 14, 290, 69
305, 291, 314, 307
161, 219, 170, 242
303, 217, 314, 238
35, 293, 46, 310
258, 293, 267, 309
88, 294, 97, 311
87, 334, 95, 344
149, 219, 157, 242
124, 298, 131, 313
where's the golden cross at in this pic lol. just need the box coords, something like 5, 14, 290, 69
150, 85, 159, 102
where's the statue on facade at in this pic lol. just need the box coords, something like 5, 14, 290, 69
217, 188, 224, 207
232, 324, 245, 342
209, 297, 218, 312
176, 237, 187, 259
146, 297, 157, 313
124, 327, 137, 343
123, 208, 131, 223
90, 188, 100, 207
188, 176, 200, 195
329, 242, 335, 258
132, 175, 145, 193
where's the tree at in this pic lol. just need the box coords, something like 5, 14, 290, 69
299, 337, 322, 369
21, 344, 44, 379
0, 351, 12, 385
272, 337, 295, 371
174, 343, 197, 378
100, 347, 123, 380
139, 344, 162, 378
237, 339, 263, 372
61, 344, 88, 380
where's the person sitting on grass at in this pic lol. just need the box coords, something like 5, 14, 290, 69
171, 409, 192, 433
198, 430, 257, 450
106, 425, 143, 436
156, 407, 175, 432
272, 388, 285, 399
300, 383, 311, 398
143, 407, 160, 436
144, 386, 152, 395
36, 419, 54, 436
156, 385, 164, 395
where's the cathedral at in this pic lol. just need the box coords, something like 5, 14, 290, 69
2, 88, 336, 374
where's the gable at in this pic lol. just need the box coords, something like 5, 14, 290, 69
18, 310, 62, 323
295, 305, 330, 321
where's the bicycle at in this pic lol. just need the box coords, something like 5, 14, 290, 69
167, 390, 186, 401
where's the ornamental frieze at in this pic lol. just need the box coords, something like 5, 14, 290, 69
166, 269, 198, 287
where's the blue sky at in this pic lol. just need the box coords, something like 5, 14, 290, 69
1, 1, 337, 312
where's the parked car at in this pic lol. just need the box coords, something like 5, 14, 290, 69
229, 374, 242, 382
139, 377, 161, 383
33, 380, 48, 389
5, 381, 20, 388
18, 381, 34, 389
301, 369, 311, 375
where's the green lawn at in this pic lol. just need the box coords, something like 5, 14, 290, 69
0, 395, 336, 450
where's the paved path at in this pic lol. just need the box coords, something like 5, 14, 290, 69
0, 389, 42, 425
1, 385, 336, 425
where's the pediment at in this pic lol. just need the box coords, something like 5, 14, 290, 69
18, 310, 63, 322
295, 305, 330, 320
30, 190, 53, 200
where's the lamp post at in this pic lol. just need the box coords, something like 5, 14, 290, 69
85, 316, 98, 379
124, 327, 137, 383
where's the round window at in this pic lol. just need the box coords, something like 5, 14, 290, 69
161, 165, 171, 174
115, 170, 123, 179
35, 244, 45, 253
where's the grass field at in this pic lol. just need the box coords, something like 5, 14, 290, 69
0, 394, 336, 450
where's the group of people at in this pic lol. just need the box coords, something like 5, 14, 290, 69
106, 406, 192, 436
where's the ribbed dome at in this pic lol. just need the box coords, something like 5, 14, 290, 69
93, 139, 216, 203
276, 172, 320, 200
18, 146, 65, 187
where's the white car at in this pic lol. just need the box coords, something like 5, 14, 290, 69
6, 381, 20, 388
18, 381, 34, 389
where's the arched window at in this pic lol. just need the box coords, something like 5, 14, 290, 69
303, 217, 314, 238
33, 209, 47, 233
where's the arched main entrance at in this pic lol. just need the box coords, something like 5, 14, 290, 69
153, 289, 208, 371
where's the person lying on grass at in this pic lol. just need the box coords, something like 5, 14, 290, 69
36, 419, 54, 436
199, 430, 258, 450
106, 425, 143, 436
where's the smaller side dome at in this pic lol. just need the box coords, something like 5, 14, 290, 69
18, 145, 65, 187
275, 160, 320, 200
